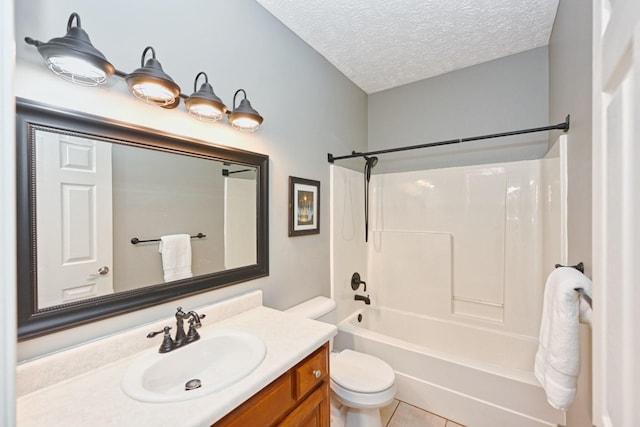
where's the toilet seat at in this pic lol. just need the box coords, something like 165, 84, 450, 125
330, 350, 396, 409
331, 350, 395, 392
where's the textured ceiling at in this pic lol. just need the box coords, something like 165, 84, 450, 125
256, 0, 559, 94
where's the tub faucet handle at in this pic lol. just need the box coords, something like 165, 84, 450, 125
351, 272, 367, 291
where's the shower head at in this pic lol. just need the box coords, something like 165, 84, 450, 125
364, 155, 378, 182
364, 155, 378, 168
363, 155, 379, 243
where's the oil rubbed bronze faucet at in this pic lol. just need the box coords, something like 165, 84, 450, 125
147, 307, 206, 353
354, 294, 371, 305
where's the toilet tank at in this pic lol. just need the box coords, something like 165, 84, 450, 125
285, 296, 337, 325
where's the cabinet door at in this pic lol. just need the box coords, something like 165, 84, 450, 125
213, 372, 295, 427
279, 382, 329, 427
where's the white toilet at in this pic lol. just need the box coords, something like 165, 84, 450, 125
286, 297, 396, 427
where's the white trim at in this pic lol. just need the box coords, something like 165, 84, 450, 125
0, 0, 17, 425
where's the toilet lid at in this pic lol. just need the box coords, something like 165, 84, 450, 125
331, 350, 395, 393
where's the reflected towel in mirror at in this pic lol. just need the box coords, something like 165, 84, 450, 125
159, 234, 193, 282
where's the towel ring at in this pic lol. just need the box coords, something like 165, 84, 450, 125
554, 262, 584, 274
554, 262, 591, 308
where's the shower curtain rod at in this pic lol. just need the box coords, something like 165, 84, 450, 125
327, 115, 570, 163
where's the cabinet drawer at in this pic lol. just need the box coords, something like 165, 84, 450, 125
294, 343, 329, 400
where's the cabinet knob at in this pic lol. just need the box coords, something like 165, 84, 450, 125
313, 369, 322, 379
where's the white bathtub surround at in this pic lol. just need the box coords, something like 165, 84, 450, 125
333, 152, 565, 334
16, 290, 337, 426
330, 146, 567, 426
330, 165, 368, 322
535, 267, 592, 410
366, 160, 549, 329
541, 135, 568, 272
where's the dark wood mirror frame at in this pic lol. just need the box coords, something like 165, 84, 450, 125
16, 97, 269, 340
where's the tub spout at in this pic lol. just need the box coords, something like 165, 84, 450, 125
354, 294, 370, 305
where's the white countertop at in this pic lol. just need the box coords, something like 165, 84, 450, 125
17, 299, 337, 426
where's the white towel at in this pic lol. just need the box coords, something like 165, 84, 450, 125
158, 234, 193, 282
578, 292, 592, 326
535, 267, 592, 410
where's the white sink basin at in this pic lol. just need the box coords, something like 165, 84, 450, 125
121, 330, 266, 403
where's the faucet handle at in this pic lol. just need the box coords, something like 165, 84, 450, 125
186, 318, 202, 343
147, 326, 171, 338
147, 326, 174, 353
351, 272, 367, 291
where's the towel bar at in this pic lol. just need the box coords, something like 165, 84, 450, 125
131, 233, 206, 245
554, 262, 592, 308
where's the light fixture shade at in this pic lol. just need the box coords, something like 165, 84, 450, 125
125, 46, 181, 107
185, 72, 227, 122
25, 13, 115, 86
228, 89, 263, 132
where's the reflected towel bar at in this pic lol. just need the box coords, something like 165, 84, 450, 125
131, 233, 206, 245
554, 262, 592, 308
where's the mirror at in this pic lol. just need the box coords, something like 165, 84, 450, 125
16, 98, 269, 339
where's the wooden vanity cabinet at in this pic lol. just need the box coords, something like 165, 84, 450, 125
213, 343, 330, 427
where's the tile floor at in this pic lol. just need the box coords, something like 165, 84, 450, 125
380, 399, 465, 427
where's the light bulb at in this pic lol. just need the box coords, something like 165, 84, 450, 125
230, 116, 261, 132
187, 102, 225, 122
131, 82, 177, 106
47, 56, 108, 86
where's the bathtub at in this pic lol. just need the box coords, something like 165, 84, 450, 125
334, 307, 565, 427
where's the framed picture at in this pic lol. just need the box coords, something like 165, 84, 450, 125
289, 176, 320, 236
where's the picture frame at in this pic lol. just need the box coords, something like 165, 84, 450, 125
288, 176, 320, 236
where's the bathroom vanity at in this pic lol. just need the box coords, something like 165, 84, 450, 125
16, 291, 336, 426
214, 344, 329, 426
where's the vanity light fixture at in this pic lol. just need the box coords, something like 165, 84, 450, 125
228, 89, 264, 132
185, 72, 227, 122
125, 46, 181, 107
25, 13, 264, 129
24, 12, 115, 86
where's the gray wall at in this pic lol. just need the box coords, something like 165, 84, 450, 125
368, 47, 550, 174
112, 146, 225, 291
549, 0, 593, 274
14, 0, 367, 360
548, 0, 593, 425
